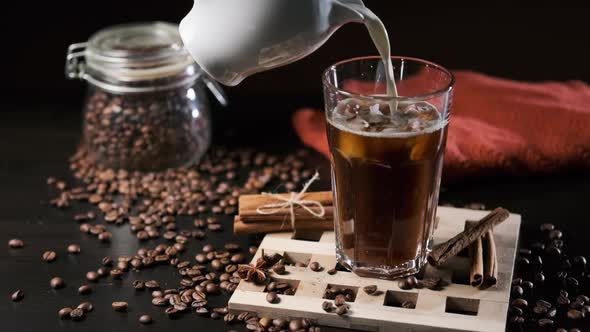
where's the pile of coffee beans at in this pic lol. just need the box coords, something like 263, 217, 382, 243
82, 88, 210, 171
37, 146, 324, 330
508, 223, 589, 331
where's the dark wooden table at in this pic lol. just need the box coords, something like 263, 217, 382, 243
1, 109, 589, 332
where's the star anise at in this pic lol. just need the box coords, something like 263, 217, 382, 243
237, 264, 268, 284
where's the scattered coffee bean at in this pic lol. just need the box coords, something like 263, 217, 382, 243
363, 285, 378, 295
78, 302, 94, 312
43, 250, 57, 262
567, 309, 584, 320
309, 261, 322, 272
511, 285, 524, 297
398, 278, 412, 290
336, 305, 349, 315
145, 280, 160, 289
139, 314, 152, 324
266, 292, 279, 304
58, 307, 72, 319
11, 290, 24, 302
98, 231, 112, 242
86, 271, 99, 282
272, 264, 286, 275
334, 294, 346, 306
67, 244, 81, 254
50, 277, 65, 289
112, 301, 128, 312
327, 268, 337, 275
289, 319, 303, 331
8, 239, 24, 248
511, 298, 528, 308
322, 301, 334, 312
78, 284, 92, 295
537, 318, 554, 327
70, 308, 85, 321
540, 223, 555, 232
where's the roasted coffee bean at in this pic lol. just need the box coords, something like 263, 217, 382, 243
549, 229, 563, 240
98, 231, 112, 242
112, 301, 128, 312
533, 305, 548, 315
327, 268, 337, 275
139, 314, 152, 324
289, 319, 303, 331
272, 264, 286, 275
567, 309, 584, 320
266, 291, 279, 304
518, 249, 532, 256
195, 307, 209, 315
572, 256, 587, 268
531, 242, 545, 252
546, 307, 557, 318
249, 246, 258, 255
174, 303, 188, 311
211, 259, 223, 271
43, 251, 57, 262
537, 318, 554, 327
96, 267, 109, 277
110, 268, 123, 278
398, 278, 412, 290
322, 301, 334, 312
309, 261, 322, 272
133, 280, 145, 290
522, 280, 534, 290
101, 256, 113, 266
558, 294, 571, 306
540, 223, 555, 232
58, 307, 72, 319
363, 285, 378, 295
202, 244, 214, 253
151, 297, 167, 306
8, 239, 24, 248
86, 271, 99, 282
67, 244, 81, 254
224, 313, 236, 324
230, 254, 244, 264
206, 283, 220, 294
509, 316, 524, 324
576, 295, 589, 304
78, 302, 94, 312
70, 308, 85, 321
210, 312, 222, 320
511, 285, 524, 297
78, 284, 92, 295
512, 278, 523, 286
509, 306, 523, 316
512, 298, 528, 308
334, 294, 346, 306
145, 280, 160, 289
164, 307, 179, 318
50, 277, 65, 289
11, 290, 24, 302
336, 305, 349, 315
534, 272, 545, 284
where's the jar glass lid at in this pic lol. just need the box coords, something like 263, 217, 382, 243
67, 22, 198, 83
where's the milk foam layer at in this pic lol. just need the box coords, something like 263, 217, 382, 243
327, 98, 446, 138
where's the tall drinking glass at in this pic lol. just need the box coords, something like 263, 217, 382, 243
323, 56, 454, 279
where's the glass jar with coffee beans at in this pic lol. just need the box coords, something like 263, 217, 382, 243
66, 22, 227, 171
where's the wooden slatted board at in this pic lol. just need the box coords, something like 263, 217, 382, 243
228, 206, 521, 332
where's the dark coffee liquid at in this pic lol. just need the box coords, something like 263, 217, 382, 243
327, 99, 447, 275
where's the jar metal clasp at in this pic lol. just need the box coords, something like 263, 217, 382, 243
65, 42, 88, 80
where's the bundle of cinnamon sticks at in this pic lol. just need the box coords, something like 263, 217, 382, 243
234, 191, 334, 234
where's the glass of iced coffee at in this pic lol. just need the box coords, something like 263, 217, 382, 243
323, 56, 454, 279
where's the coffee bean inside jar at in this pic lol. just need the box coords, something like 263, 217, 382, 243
66, 22, 226, 171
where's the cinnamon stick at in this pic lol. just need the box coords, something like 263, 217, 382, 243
466, 221, 484, 287
427, 208, 509, 266
239, 191, 333, 223
233, 215, 334, 235
482, 229, 498, 287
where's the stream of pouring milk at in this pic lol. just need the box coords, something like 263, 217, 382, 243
345, 2, 398, 109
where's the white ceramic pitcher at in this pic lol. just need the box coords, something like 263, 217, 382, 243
179, 0, 367, 86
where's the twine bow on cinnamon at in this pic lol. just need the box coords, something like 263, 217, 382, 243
255, 171, 326, 230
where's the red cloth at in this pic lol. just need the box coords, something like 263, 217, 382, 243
293, 71, 590, 182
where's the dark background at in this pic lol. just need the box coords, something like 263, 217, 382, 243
2, 3, 590, 332
4, 3, 590, 110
